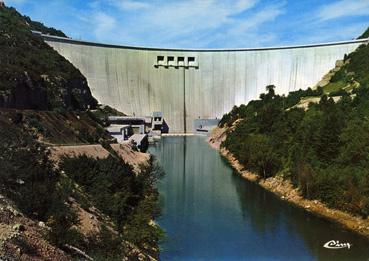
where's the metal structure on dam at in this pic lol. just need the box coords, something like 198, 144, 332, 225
40, 34, 368, 133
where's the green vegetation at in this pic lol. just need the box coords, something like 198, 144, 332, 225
321, 35, 369, 96
60, 155, 163, 256
88, 105, 126, 127
219, 86, 323, 128
0, 5, 97, 110
221, 41, 369, 218
0, 114, 82, 248
0, 5, 162, 259
23, 15, 66, 37
92, 105, 126, 119
222, 84, 369, 217
0, 110, 113, 145
322, 80, 347, 94
0, 110, 162, 259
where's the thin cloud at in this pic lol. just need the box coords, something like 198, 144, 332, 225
111, 0, 150, 10
116, 0, 260, 34
93, 0, 286, 48
227, 4, 285, 37
298, 23, 368, 43
5, 0, 368, 48
205, 3, 285, 48
93, 12, 117, 41
317, 0, 369, 21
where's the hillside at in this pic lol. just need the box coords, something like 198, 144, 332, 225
0, 113, 162, 259
0, 5, 97, 110
318, 38, 369, 94
0, 109, 114, 145
24, 15, 66, 37
215, 27, 369, 237
0, 4, 162, 260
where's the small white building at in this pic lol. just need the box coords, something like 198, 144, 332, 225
105, 124, 133, 143
108, 116, 150, 134
151, 112, 169, 133
129, 134, 149, 152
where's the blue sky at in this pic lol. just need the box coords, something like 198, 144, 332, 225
5, 0, 369, 48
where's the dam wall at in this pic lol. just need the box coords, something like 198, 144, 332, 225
42, 35, 368, 132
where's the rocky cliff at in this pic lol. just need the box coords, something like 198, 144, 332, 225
0, 5, 97, 111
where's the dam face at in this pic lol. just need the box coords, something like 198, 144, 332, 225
42, 35, 367, 133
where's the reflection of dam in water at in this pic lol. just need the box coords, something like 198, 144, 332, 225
40, 33, 368, 132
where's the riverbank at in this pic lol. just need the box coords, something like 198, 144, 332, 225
208, 127, 369, 240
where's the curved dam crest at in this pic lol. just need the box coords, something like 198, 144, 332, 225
42, 35, 368, 132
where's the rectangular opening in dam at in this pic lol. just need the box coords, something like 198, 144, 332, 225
188, 57, 196, 66
157, 55, 165, 65
177, 57, 185, 66
154, 55, 199, 70
187, 56, 198, 68
168, 56, 175, 66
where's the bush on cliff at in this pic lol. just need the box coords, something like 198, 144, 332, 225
60, 155, 163, 256
0, 114, 82, 248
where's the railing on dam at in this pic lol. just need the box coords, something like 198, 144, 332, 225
35, 31, 369, 52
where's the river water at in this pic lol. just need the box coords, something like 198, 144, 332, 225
149, 136, 369, 261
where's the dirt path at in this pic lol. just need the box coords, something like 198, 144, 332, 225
49, 143, 150, 174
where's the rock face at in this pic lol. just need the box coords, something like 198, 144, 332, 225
314, 59, 346, 88
0, 194, 71, 261
0, 6, 97, 111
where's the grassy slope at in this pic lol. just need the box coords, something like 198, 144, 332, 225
324, 42, 369, 93
293, 27, 369, 104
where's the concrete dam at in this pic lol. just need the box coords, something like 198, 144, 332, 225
41, 34, 368, 133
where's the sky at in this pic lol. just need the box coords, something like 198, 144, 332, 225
4, 0, 369, 49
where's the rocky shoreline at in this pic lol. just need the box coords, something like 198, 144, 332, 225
208, 127, 369, 240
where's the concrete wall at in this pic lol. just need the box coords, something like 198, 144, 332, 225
43, 35, 368, 132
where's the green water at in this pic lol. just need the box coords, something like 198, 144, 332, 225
149, 136, 369, 261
